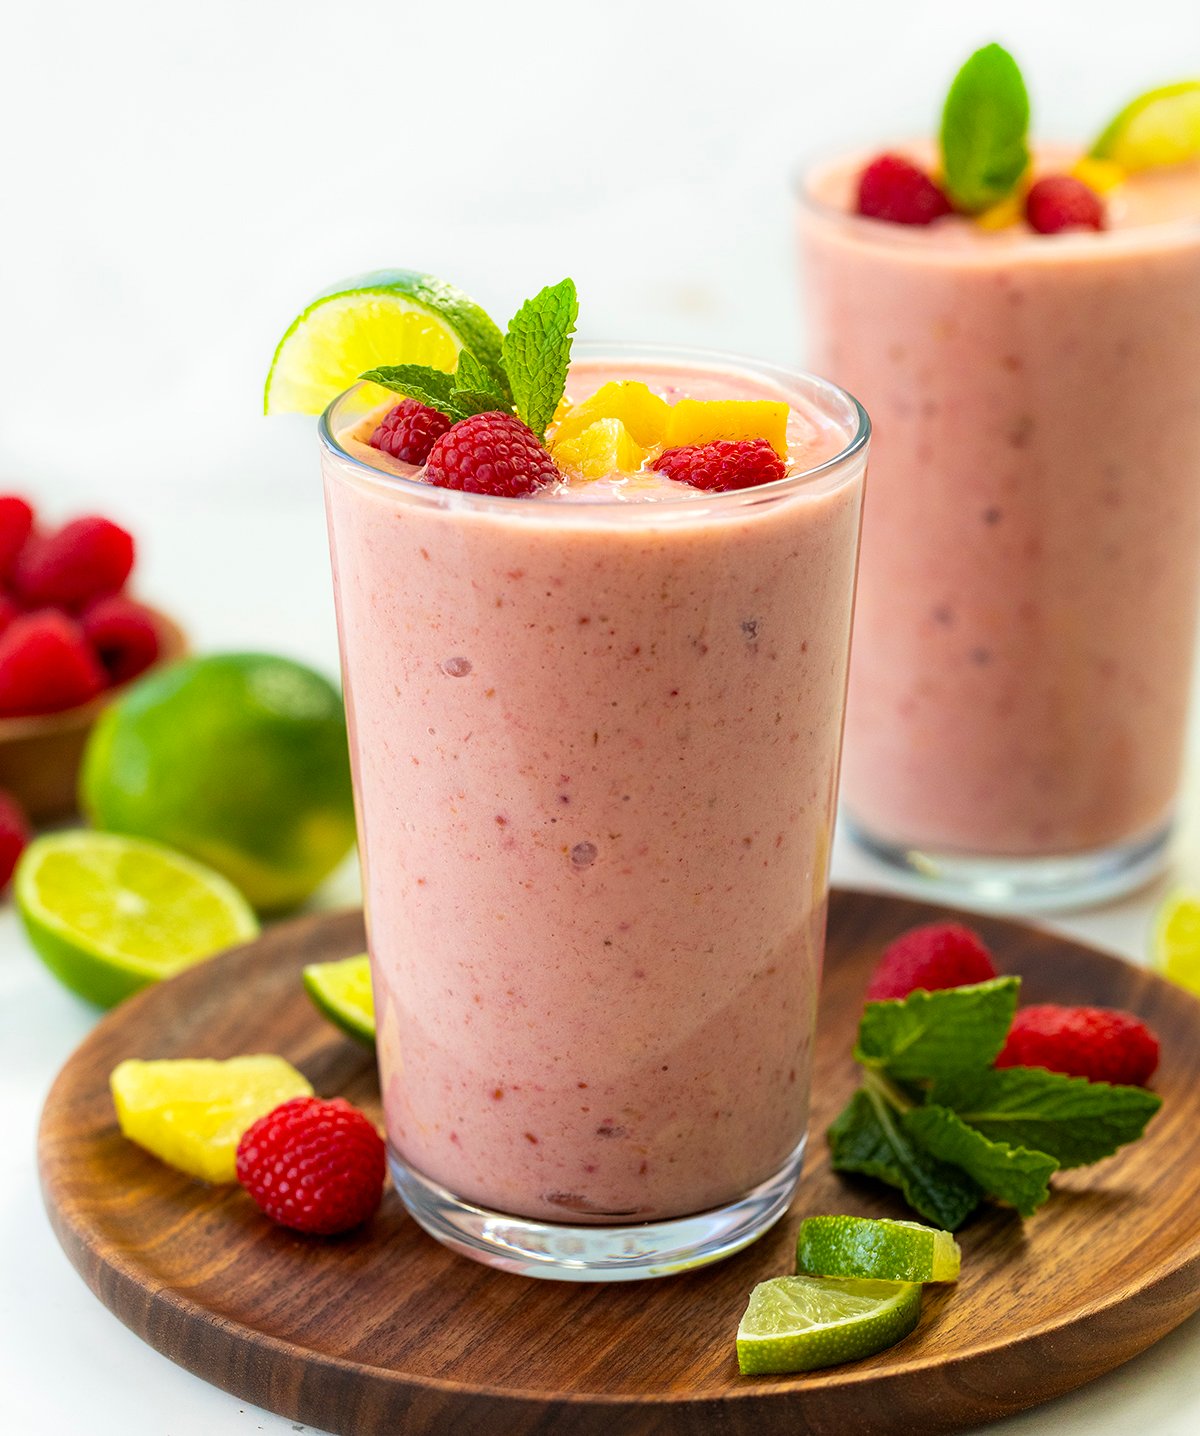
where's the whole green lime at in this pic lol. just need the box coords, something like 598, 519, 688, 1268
80, 653, 356, 913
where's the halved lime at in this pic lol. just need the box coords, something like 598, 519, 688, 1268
264, 269, 504, 415
16, 831, 259, 1008
1152, 891, 1200, 997
1090, 80, 1200, 169
797, 1215, 961, 1283
737, 1275, 921, 1375
304, 953, 375, 1046
111, 1055, 312, 1183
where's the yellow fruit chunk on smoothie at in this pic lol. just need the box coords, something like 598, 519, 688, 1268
552, 380, 670, 448
553, 417, 646, 477
665, 399, 789, 456
111, 1055, 313, 1182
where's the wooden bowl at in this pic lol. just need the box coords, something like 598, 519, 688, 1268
0, 608, 187, 823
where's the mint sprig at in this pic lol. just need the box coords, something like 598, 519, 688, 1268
501, 278, 578, 441
939, 43, 1030, 213
829, 978, 1161, 1229
360, 278, 577, 441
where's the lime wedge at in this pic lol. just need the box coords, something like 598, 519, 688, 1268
737, 1275, 921, 1375
797, 1215, 961, 1283
1090, 80, 1200, 169
264, 268, 504, 415
15, 830, 259, 1008
1152, 891, 1200, 997
304, 953, 375, 1046
111, 1055, 312, 1182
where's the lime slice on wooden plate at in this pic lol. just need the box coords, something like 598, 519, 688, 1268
264, 268, 504, 415
15, 830, 259, 1008
1090, 80, 1200, 169
797, 1215, 961, 1283
111, 1055, 312, 1182
737, 1275, 921, 1375
1152, 891, 1200, 997
304, 953, 376, 1045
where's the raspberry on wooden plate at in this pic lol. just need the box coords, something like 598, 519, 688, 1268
236, 1096, 387, 1235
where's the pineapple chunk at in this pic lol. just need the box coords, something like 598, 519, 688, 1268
553, 381, 670, 448
664, 400, 788, 457
553, 418, 646, 478
111, 1055, 313, 1183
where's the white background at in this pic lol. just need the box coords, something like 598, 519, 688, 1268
3, 2, 1200, 1433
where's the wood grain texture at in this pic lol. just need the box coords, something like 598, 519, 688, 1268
38, 890, 1200, 1436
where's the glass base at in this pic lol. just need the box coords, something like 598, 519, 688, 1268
389, 1138, 806, 1282
844, 815, 1171, 914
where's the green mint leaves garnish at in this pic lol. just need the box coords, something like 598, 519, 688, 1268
500, 279, 579, 441
939, 43, 1030, 213
829, 978, 1161, 1229
361, 278, 576, 440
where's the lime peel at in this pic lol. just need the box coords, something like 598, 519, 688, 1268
736, 1275, 921, 1375
797, 1214, 961, 1283
16, 830, 259, 1008
304, 954, 376, 1046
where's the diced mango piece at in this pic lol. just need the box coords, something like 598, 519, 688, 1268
553, 418, 646, 478
111, 1055, 313, 1183
975, 192, 1026, 230
664, 399, 789, 457
552, 381, 670, 449
1070, 156, 1126, 195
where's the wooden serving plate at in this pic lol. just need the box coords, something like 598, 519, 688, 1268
0, 607, 187, 821
38, 890, 1200, 1436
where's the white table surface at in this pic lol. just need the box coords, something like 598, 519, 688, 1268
5, 1, 1200, 1430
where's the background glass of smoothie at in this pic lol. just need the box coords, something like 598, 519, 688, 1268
800, 154, 1200, 910
320, 345, 868, 1279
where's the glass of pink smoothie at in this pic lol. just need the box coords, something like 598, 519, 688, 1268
799, 153, 1200, 910
320, 345, 868, 1279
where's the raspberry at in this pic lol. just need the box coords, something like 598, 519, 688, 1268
997, 1005, 1159, 1085
11, 516, 135, 611
424, 411, 560, 498
650, 439, 787, 493
0, 789, 30, 891
1025, 175, 1106, 235
0, 496, 34, 579
369, 399, 453, 465
236, 1096, 387, 1235
0, 593, 20, 638
857, 153, 954, 226
866, 922, 997, 1002
81, 595, 162, 685
0, 610, 107, 716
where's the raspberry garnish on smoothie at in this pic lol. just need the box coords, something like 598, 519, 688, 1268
301, 274, 844, 499
852, 45, 1200, 234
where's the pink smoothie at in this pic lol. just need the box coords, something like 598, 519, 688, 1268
801, 154, 1200, 857
321, 353, 865, 1223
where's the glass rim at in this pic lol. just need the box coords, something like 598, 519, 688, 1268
318, 340, 870, 516
795, 144, 1200, 258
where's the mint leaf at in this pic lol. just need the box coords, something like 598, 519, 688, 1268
930, 1067, 1162, 1168
448, 349, 511, 418
501, 279, 578, 440
855, 977, 1019, 1082
903, 1104, 1056, 1217
939, 43, 1030, 213
360, 363, 462, 419
828, 1087, 982, 1231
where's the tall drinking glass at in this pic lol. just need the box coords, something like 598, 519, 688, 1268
320, 345, 868, 1279
800, 156, 1200, 910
